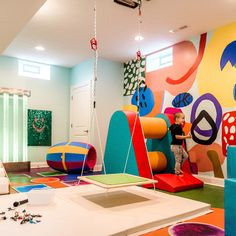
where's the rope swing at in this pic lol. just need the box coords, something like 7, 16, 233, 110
79, 0, 156, 189
123, 0, 156, 190
123, 0, 143, 174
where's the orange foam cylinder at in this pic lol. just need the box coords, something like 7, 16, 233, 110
148, 151, 167, 172
140, 117, 168, 139
183, 122, 192, 135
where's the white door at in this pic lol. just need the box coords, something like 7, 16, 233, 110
70, 81, 92, 143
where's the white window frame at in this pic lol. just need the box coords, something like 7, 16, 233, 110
146, 47, 173, 72
18, 60, 51, 80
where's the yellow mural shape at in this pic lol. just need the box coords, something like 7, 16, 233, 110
197, 22, 236, 107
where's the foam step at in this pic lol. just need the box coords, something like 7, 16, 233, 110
154, 173, 204, 192
225, 178, 236, 236
227, 146, 236, 179
0, 168, 5, 177
0, 177, 10, 194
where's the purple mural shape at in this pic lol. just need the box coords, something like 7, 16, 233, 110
169, 222, 224, 236
191, 110, 218, 145
190, 93, 222, 137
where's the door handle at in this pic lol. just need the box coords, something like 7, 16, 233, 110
84, 130, 89, 133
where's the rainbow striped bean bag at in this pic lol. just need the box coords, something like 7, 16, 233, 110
46, 142, 97, 173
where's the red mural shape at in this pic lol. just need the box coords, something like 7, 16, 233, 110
188, 143, 225, 172
146, 40, 200, 116
166, 33, 207, 85
222, 111, 236, 156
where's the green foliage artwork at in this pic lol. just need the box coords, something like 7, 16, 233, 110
123, 56, 146, 96
28, 109, 52, 146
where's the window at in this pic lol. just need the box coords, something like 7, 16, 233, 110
146, 47, 173, 72
18, 60, 51, 80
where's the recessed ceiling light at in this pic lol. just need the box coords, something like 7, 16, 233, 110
169, 25, 188, 34
35, 46, 45, 51
135, 35, 144, 41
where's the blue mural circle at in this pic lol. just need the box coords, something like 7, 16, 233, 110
172, 92, 193, 108
131, 86, 154, 116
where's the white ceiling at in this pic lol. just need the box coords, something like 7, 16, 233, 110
2, 0, 236, 67
0, 0, 46, 53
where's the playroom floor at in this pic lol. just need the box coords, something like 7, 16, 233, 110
156, 184, 224, 209
0, 184, 211, 236
6, 168, 224, 235
140, 184, 224, 235
7, 167, 101, 193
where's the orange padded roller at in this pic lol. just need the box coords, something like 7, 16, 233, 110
183, 122, 192, 135
140, 117, 168, 139
148, 151, 167, 172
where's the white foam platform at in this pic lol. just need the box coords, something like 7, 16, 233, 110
0, 185, 211, 236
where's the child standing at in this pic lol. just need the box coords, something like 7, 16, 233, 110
169, 112, 192, 175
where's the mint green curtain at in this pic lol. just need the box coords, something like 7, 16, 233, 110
0, 93, 28, 162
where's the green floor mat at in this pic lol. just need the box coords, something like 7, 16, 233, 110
8, 173, 31, 177
156, 184, 224, 208
9, 174, 31, 183
37, 171, 67, 177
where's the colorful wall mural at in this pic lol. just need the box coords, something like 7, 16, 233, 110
124, 56, 146, 96
123, 22, 236, 178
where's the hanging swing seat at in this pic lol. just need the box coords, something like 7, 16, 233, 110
78, 173, 157, 189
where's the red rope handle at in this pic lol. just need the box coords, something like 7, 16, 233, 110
90, 37, 97, 51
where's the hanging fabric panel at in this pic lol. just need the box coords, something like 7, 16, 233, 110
0, 92, 29, 162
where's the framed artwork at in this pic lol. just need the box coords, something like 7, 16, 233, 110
28, 109, 52, 146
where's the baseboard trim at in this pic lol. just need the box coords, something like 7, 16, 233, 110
194, 174, 224, 187
31, 162, 49, 168
3, 161, 30, 172
31, 162, 103, 172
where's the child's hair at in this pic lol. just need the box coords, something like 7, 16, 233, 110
174, 112, 184, 121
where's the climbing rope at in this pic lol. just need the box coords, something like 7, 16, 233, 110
80, 1, 155, 188
123, 0, 156, 190
91, 0, 106, 175
123, 1, 142, 174
79, 0, 106, 184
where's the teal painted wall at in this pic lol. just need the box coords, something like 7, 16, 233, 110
71, 59, 93, 85
71, 58, 124, 165
0, 55, 71, 162
0, 55, 123, 165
